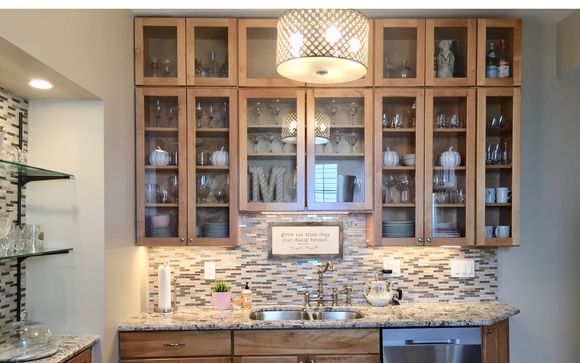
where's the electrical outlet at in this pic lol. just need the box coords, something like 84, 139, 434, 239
450, 259, 475, 278
383, 258, 401, 277
204, 262, 216, 280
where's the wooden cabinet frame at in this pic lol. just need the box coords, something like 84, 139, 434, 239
426, 19, 476, 87
135, 18, 186, 86
187, 88, 239, 246
476, 87, 520, 247
477, 19, 522, 87
186, 18, 238, 86
372, 88, 425, 246
306, 88, 374, 211
374, 19, 426, 87
238, 88, 307, 211
238, 19, 305, 87
424, 88, 476, 246
482, 320, 510, 363
136, 87, 188, 246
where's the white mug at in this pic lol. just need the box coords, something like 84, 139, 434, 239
494, 225, 510, 238
485, 188, 496, 203
495, 187, 511, 203
485, 226, 495, 238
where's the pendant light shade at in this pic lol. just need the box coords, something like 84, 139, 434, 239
281, 112, 330, 145
276, 9, 369, 84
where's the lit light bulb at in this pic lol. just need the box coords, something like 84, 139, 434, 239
325, 25, 341, 44
349, 38, 362, 52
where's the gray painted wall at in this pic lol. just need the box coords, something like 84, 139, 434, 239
498, 19, 580, 363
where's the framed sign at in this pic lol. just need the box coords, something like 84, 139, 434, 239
268, 222, 343, 258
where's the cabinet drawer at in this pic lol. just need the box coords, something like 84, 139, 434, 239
121, 358, 231, 363
66, 348, 92, 363
120, 331, 231, 359
234, 329, 379, 356
313, 355, 380, 363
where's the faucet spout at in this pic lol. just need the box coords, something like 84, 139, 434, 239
315, 261, 334, 307
318, 261, 333, 274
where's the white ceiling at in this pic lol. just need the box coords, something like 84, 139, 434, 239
132, 9, 574, 25
0, 36, 98, 100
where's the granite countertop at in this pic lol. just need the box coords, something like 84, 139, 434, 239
118, 301, 519, 332
0, 335, 99, 363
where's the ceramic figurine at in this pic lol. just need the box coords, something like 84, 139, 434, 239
437, 39, 455, 78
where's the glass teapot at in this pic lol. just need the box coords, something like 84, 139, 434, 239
363, 270, 403, 307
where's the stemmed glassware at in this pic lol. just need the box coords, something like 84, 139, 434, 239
287, 169, 297, 203
327, 99, 338, 125
214, 183, 228, 203
383, 175, 397, 204
165, 103, 178, 128
169, 175, 179, 203
269, 99, 282, 124
346, 132, 359, 153
331, 130, 343, 153
196, 101, 203, 128
349, 101, 359, 125
248, 134, 259, 153
152, 99, 163, 127
254, 101, 263, 125
397, 176, 411, 203
222, 101, 229, 127
196, 175, 212, 203
207, 104, 216, 128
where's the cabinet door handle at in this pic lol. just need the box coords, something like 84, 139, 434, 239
487, 329, 493, 334
189, 238, 193, 243
309, 360, 315, 363
163, 343, 185, 347
180, 237, 185, 242
417, 237, 424, 244
426, 237, 432, 244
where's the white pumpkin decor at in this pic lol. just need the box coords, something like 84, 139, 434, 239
439, 147, 461, 168
149, 146, 170, 166
211, 147, 229, 166
382, 147, 399, 167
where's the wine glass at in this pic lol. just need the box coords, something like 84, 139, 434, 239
346, 132, 359, 153
349, 101, 359, 125
152, 99, 163, 127
248, 135, 259, 154
169, 175, 179, 203
331, 130, 343, 153
269, 99, 282, 124
165, 103, 178, 128
162, 59, 172, 77
195, 101, 203, 128
327, 99, 338, 125
196, 175, 212, 203
150, 56, 159, 77
207, 104, 216, 128
254, 101, 263, 125
384, 175, 397, 203
397, 176, 411, 203
214, 183, 228, 203
222, 101, 229, 127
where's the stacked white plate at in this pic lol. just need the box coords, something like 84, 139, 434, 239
202, 223, 229, 238
382, 220, 415, 238
433, 222, 461, 238
150, 226, 172, 238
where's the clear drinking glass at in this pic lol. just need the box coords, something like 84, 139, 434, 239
196, 175, 212, 203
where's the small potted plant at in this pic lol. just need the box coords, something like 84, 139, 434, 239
210, 280, 232, 310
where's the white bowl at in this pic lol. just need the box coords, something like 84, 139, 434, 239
151, 214, 171, 228
401, 154, 416, 166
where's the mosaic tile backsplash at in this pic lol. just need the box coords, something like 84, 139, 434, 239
148, 214, 497, 309
0, 86, 29, 326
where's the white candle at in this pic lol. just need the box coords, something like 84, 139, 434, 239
158, 264, 172, 310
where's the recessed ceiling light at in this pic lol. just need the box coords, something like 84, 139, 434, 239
28, 79, 53, 90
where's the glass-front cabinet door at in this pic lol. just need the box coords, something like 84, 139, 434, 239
238, 19, 305, 87
239, 89, 306, 211
306, 89, 373, 211
375, 19, 425, 87
476, 88, 520, 246
425, 88, 476, 246
186, 18, 237, 86
187, 89, 238, 246
477, 19, 522, 87
135, 18, 186, 86
136, 88, 187, 245
426, 19, 476, 87
373, 89, 425, 246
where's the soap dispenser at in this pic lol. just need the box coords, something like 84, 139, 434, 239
241, 282, 253, 308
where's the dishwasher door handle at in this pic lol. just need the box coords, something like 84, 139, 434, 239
404, 339, 460, 345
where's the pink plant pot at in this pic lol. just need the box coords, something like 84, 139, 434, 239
211, 291, 232, 310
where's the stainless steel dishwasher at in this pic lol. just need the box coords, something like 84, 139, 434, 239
382, 327, 481, 363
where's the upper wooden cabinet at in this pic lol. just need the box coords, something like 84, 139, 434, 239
476, 87, 520, 247
135, 18, 186, 86
186, 18, 238, 86
374, 19, 425, 87
238, 19, 305, 87
477, 19, 522, 87
426, 19, 476, 87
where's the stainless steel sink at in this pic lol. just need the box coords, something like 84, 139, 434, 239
248, 310, 363, 321
312, 311, 364, 320
249, 310, 311, 321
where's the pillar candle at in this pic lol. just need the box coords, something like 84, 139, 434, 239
158, 263, 172, 310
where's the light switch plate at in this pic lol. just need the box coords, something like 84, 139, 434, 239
204, 262, 216, 280
383, 259, 401, 277
450, 259, 475, 278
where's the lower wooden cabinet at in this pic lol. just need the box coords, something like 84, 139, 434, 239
234, 355, 379, 363
66, 347, 92, 363
122, 359, 231, 363
482, 320, 509, 363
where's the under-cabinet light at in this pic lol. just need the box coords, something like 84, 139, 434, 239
28, 79, 53, 90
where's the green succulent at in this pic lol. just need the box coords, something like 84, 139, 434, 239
211, 280, 231, 293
